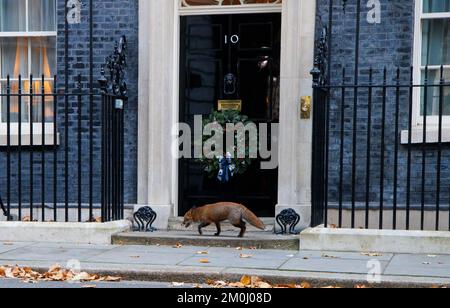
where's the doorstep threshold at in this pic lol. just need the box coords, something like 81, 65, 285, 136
112, 230, 299, 250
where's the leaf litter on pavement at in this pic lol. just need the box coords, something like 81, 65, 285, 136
0, 264, 121, 284
206, 276, 347, 289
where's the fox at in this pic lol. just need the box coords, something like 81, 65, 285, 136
182, 202, 265, 238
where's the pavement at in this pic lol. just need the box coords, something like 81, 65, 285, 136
0, 241, 450, 288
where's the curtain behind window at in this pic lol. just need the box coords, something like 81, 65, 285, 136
29, 0, 56, 31
0, 0, 26, 32
424, 0, 450, 13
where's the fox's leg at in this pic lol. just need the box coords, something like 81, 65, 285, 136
198, 222, 210, 235
214, 223, 221, 237
233, 221, 247, 238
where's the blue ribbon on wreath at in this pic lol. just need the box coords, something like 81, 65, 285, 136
217, 153, 236, 183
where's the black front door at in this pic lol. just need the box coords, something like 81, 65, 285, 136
179, 13, 281, 217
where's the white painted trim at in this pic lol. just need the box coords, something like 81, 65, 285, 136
401, 128, 450, 144
0, 123, 59, 146
0, 32, 57, 37
172, 1, 181, 217
422, 12, 450, 19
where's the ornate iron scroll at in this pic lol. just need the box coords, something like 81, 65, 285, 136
134, 206, 158, 232
99, 35, 128, 96
310, 27, 329, 88
276, 209, 301, 235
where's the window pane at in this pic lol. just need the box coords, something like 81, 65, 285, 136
0, 0, 26, 32
422, 19, 450, 66
28, 0, 56, 31
1, 81, 29, 123
423, 0, 450, 13
30, 36, 56, 77
0, 37, 28, 78
31, 80, 54, 123
420, 68, 450, 116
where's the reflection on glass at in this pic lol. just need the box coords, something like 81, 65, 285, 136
423, 0, 450, 13
28, 0, 56, 31
0, 0, 26, 32
422, 19, 450, 66
0, 38, 29, 78
421, 68, 450, 116
1, 81, 54, 123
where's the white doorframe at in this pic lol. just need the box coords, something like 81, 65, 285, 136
138, 0, 316, 230
172, 2, 283, 218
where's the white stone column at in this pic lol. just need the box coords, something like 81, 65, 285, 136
276, 0, 316, 231
137, 0, 176, 229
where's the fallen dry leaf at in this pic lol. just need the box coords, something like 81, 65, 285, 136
299, 282, 312, 289
172, 282, 185, 287
199, 259, 210, 264
361, 252, 383, 257
197, 251, 209, 255
240, 275, 252, 286
173, 243, 183, 249
321, 254, 339, 259
229, 282, 246, 288
240, 254, 253, 259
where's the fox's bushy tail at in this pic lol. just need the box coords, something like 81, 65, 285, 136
241, 206, 265, 230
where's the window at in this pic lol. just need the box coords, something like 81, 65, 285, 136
179, 0, 282, 14
0, 0, 56, 131
414, 0, 450, 124
180, 0, 282, 8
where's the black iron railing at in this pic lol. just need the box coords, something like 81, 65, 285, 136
313, 65, 450, 231
0, 33, 127, 223
0, 72, 125, 223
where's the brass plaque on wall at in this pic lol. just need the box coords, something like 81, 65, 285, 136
218, 100, 242, 112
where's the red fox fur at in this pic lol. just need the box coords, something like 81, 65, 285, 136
183, 202, 265, 238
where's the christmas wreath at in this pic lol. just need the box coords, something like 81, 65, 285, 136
197, 110, 255, 182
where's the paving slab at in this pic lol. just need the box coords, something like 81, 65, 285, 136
280, 257, 389, 274
29, 242, 119, 250
86, 250, 192, 266
297, 250, 394, 262
179, 256, 289, 270
384, 254, 450, 278
0, 246, 111, 262
108, 245, 211, 254
0, 242, 34, 254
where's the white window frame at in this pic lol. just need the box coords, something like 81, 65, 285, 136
0, 0, 57, 145
413, 0, 450, 127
